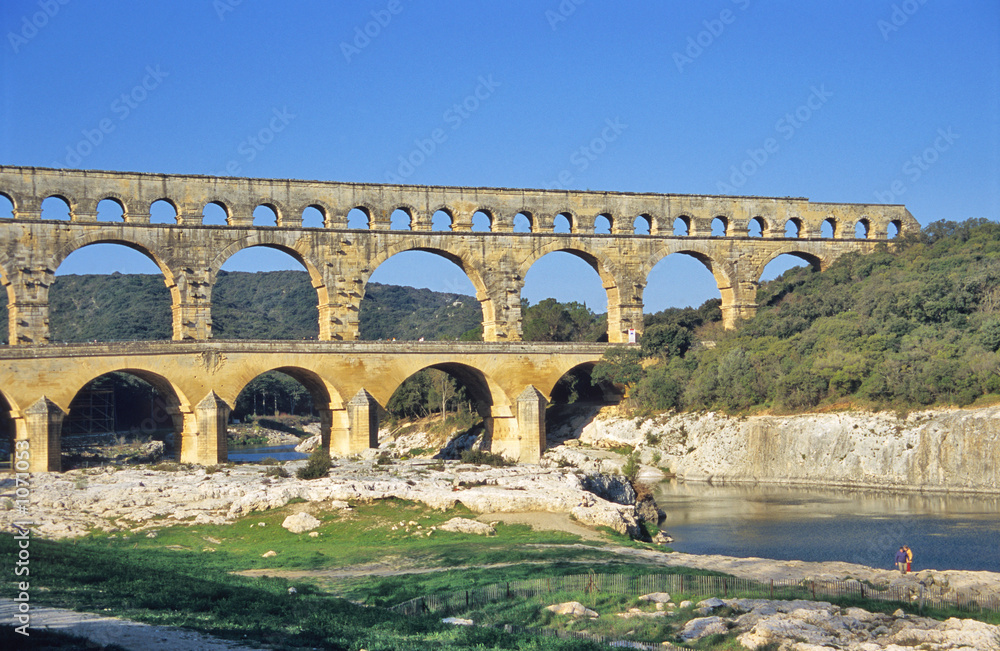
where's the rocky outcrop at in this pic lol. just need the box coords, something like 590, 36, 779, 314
569, 406, 1000, 492
0, 461, 644, 539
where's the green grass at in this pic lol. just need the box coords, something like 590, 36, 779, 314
8, 495, 996, 650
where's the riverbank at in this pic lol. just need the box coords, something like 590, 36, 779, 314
545, 404, 1000, 494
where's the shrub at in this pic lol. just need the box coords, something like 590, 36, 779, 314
296, 447, 332, 480
460, 448, 513, 467
265, 465, 290, 478
621, 451, 640, 482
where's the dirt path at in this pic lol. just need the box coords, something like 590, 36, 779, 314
0, 599, 262, 651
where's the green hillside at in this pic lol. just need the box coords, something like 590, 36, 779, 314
33, 271, 484, 343
622, 219, 1000, 413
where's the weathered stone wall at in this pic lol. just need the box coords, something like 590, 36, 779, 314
0, 166, 918, 344
577, 407, 1000, 492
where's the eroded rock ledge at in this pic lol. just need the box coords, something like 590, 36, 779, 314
0, 460, 644, 540
546, 404, 1000, 492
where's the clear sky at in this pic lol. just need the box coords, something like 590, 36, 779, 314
2, 1, 998, 313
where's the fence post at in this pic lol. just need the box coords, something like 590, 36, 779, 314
811, 581, 816, 600
723, 578, 728, 598
770, 579, 773, 600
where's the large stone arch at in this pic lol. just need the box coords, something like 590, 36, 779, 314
221, 364, 343, 413
377, 359, 537, 459
362, 243, 496, 340
518, 242, 624, 309
640, 241, 741, 327
751, 246, 825, 283
53, 233, 174, 280
211, 233, 331, 332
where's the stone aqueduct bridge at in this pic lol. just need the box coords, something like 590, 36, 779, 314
0, 166, 918, 472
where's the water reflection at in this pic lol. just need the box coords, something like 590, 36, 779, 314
654, 481, 1000, 573
228, 444, 307, 463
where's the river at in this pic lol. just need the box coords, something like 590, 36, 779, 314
653, 481, 1000, 574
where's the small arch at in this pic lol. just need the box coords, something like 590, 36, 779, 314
96, 198, 125, 222
748, 217, 765, 238
149, 199, 178, 224
855, 219, 870, 239
821, 218, 837, 238
711, 216, 728, 237
553, 212, 572, 234
203, 201, 230, 226
302, 205, 325, 228
594, 214, 612, 234
0, 193, 15, 220
633, 215, 651, 235
347, 207, 370, 229
887, 220, 901, 239
432, 209, 453, 231
673, 216, 690, 237
471, 210, 492, 232
513, 212, 532, 233
42, 195, 72, 221
391, 208, 412, 230
784, 218, 802, 238
252, 204, 278, 227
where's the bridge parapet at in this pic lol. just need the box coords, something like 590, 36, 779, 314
0, 165, 918, 239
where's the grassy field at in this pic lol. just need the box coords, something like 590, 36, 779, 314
5, 496, 996, 650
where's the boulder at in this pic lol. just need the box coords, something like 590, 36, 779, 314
282, 512, 321, 533
545, 601, 598, 618
638, 592, 671, 604
437, 517, 496, 536
679, 616, 728, 641
295, 434, 321, 453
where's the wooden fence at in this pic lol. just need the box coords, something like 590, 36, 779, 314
391, 571, 1000, 619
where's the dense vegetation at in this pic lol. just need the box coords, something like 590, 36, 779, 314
39, 271, 484, 343
602, 219, 1000, 414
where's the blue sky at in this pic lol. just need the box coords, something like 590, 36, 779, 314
2, 1, 998, 313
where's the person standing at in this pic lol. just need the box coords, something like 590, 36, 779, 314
904, 545, 913, 573
895, 546, 907, 574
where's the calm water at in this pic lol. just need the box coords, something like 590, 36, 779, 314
228, 444, 308, 462
653, 481, 1000, 574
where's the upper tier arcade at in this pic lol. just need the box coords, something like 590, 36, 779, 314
0, 166, 919, 345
